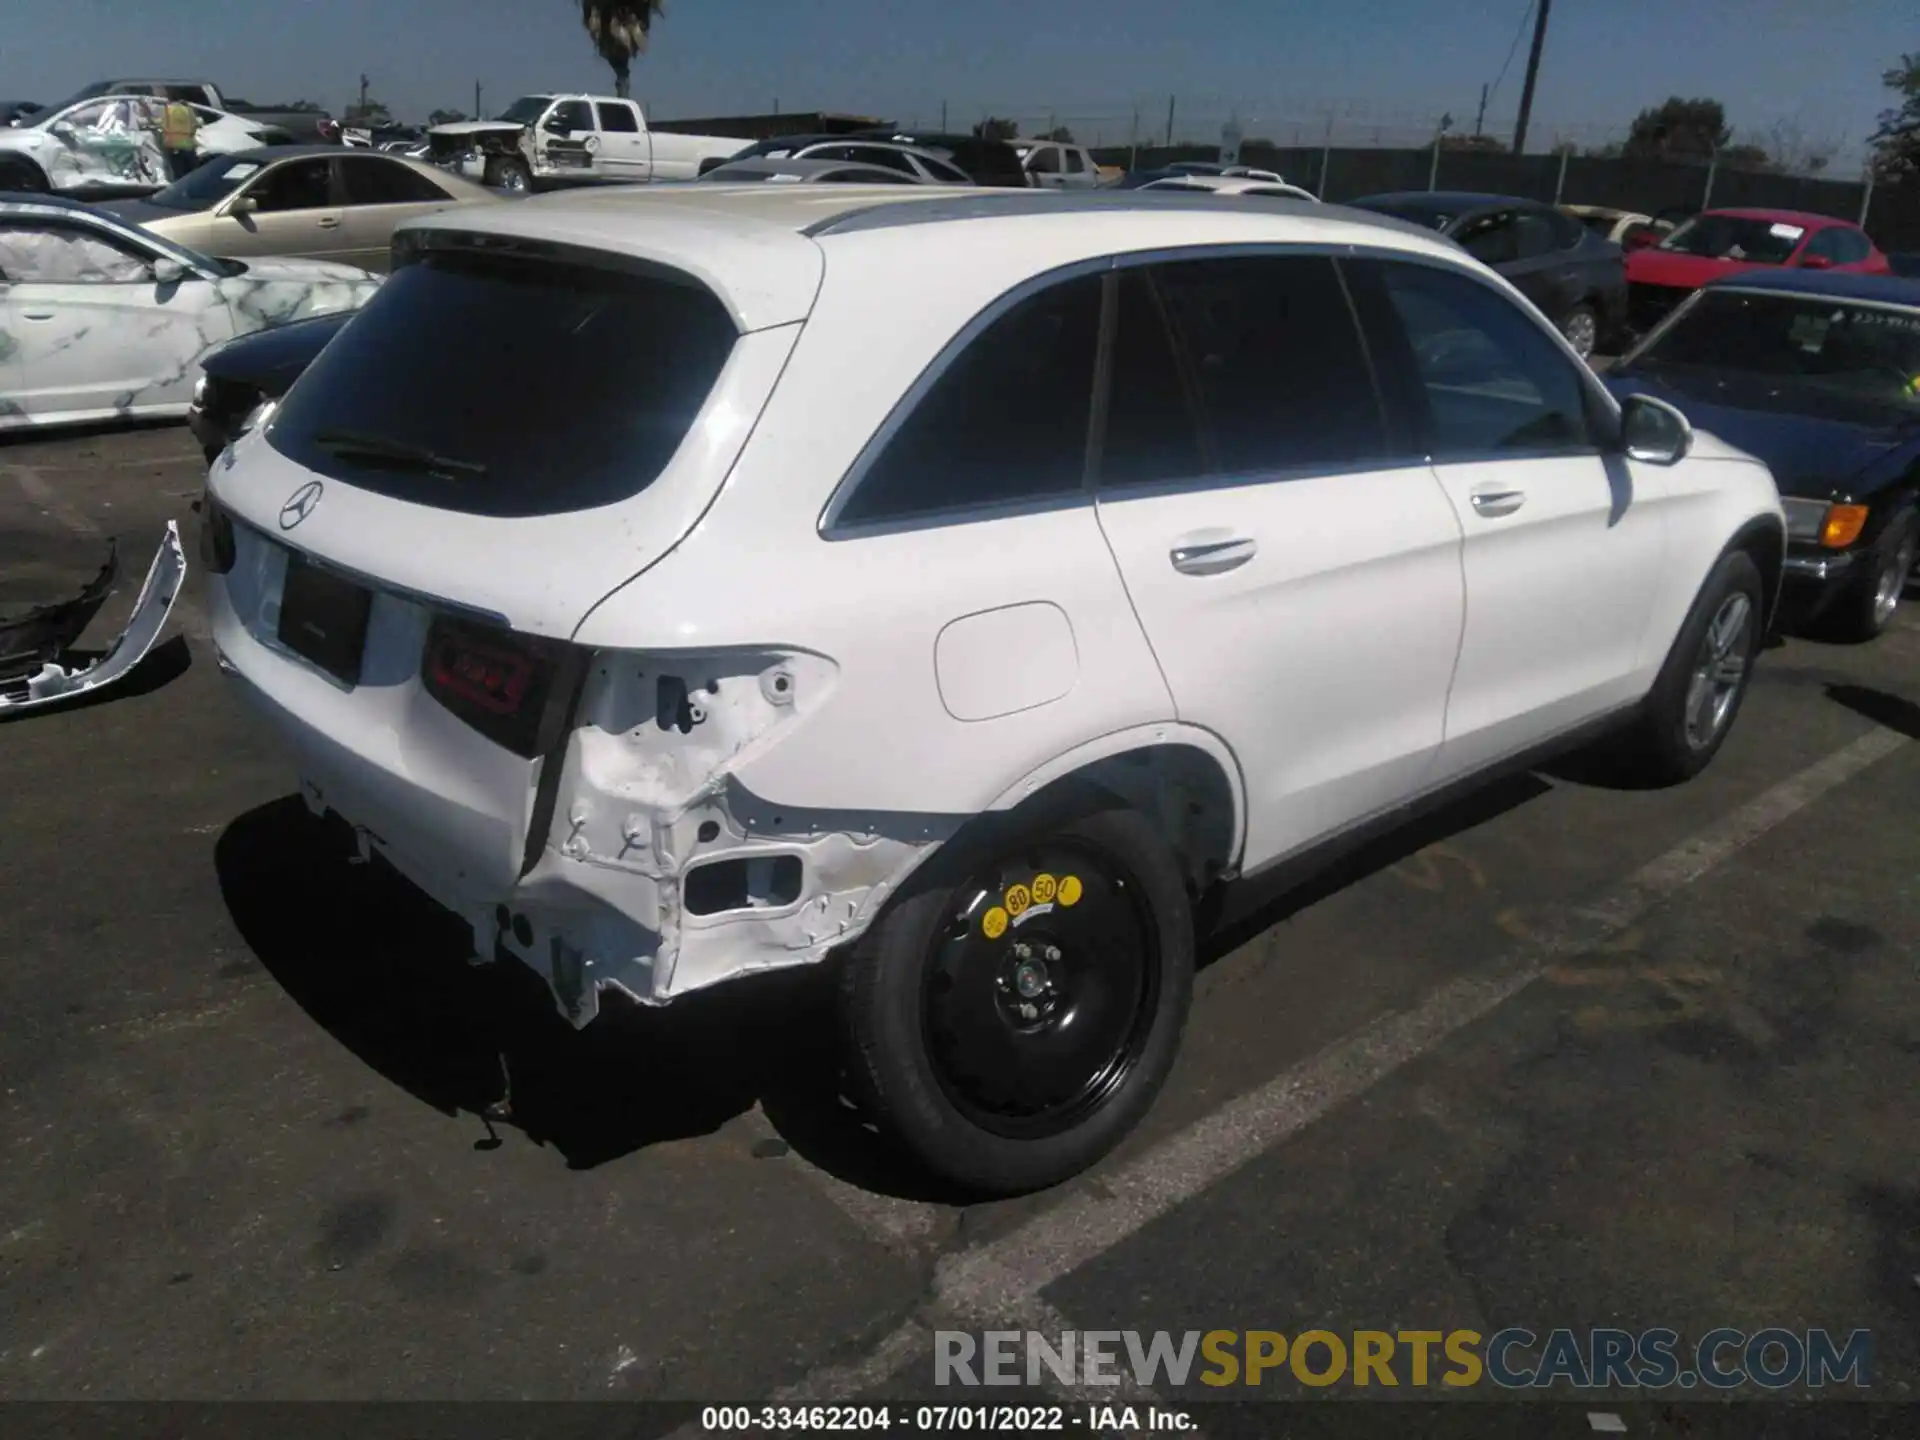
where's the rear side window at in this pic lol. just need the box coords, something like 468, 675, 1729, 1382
1146, 255, 1391, 475
339, 157, 449, 204
268, 248, 738, 517
833, 273, 1101, 529
1099, 270, 1206, 487
595, 102, 639, 133
1351, 259, 1600, 457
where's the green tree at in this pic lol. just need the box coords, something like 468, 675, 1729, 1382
428, 108, 468, 126
974, 116, 1018, 141
580, 1, 663, 100
1623, 97, 1730, 160
1042, 125, 1075, 144
1870, 52, 1920, 182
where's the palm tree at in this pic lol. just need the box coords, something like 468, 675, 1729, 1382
580, 1, 663, 100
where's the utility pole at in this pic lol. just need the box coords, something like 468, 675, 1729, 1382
1128, 107, 1139, 171
358, 73, 370, 111
1511, 0, 1552, 155
941, 100, 948, 131
1165, 94, 1176, 147
474, 80, 481, 120
1473, 83, 1488, 139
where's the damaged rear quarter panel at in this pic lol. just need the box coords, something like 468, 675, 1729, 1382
543, 647, 953, 1001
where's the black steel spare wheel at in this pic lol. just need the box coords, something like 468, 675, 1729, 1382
924, 842, 1158, 1139
838, 795, 1194, 1195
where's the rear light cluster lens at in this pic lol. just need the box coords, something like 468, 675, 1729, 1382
421, 616, 577, 757
197, 490, 236, 574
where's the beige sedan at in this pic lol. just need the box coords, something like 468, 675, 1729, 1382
94, 145, 500, 272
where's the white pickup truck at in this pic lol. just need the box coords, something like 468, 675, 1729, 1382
425, 94, 745, 192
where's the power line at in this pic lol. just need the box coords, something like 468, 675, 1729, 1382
1487, 0, 1537, 105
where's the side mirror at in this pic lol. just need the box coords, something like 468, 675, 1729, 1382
227, 195, 257, 217
1619, 393, 1693, 465
1798, 252, 1833, 270
542, 114, 569, 133
150, 257, 186, 285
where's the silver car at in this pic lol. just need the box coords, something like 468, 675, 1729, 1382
94, 145, 498, 271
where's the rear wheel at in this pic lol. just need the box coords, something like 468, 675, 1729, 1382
1827, 515, 1916, 643
838, 794, 1194, 1195
0, 157, 49, 193
484, 156, 531, 193
1614, 549, 1764, 784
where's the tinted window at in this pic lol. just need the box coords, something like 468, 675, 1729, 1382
1801, 229, 1845, 263
1100, 269, 1206, 487
244, 158, 333, 213
923, 155, 971, 183
816, 144, 914, 175
1635, 290, 1920, 413
1026, 146, 1061, 174
1456, 212, 1519, 265
1359, 260, 1599, 456
1829, 229, 1873, 264
550, 101, 593, 132
819, 168, 914, 184
1513, 211, 1562, 259
339, 157, 449, 205
1064, 149, 1086, 174
269, 248, 739, 517
1147, 255, 1389, 474
594, 102, 639, 133
835, 274, 1100, 527
1659, 213, 1803, 264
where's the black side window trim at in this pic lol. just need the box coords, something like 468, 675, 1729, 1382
817, 244, 1625, 540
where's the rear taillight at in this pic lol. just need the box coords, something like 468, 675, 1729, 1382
421, 616, 574, 757
197, 490, 235, 574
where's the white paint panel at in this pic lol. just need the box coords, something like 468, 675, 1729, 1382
936, 601, 1078, 722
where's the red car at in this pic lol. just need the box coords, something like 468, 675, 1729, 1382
1625, 207, 1890, 335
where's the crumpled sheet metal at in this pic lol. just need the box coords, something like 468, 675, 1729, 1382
0, 522, 185, 714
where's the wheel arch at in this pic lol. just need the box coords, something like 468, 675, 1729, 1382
1727, 512, 1787, 629
0, 153, 51, 191
981, 724, 1248, 895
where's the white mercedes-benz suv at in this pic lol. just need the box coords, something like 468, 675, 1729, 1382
202, 183, 1784, 1194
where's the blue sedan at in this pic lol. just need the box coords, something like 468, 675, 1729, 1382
1606, 269, 1920, 640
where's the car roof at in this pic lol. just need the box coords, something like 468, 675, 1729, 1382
1703, 269, 1920, 306
1142, 175, 1313, 196
1699, 207, 1852, 227
706, 157, 926, 180
397, 185, 1462, 334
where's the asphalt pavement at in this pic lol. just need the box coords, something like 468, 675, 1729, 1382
0, 423, 1915, 1433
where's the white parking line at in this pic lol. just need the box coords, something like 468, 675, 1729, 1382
762, 724, 1910, 1399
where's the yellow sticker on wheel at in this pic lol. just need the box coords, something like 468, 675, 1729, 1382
1058, 874, 1083, 907
982, 906, 1008, 939
1004, 883, 1032, 917
1031, 873, 1058, 905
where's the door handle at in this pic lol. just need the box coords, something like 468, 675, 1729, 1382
316, 217, 341, 229
1170, 536, 1257, 575
1469, 488, 1527, 517
21, 311, 55, 321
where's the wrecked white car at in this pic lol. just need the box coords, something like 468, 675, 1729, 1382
203, 186, 1780, 1194
0, 95, 170, 194
0, 196, 381, 432
1, 524, 186, 714
425, 94, 742, 192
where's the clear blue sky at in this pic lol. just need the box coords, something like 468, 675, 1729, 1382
5, 0, 1908, 162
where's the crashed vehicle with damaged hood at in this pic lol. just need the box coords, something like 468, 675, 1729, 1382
425, 94, 743, 193
203, 185, 1782, 1194
0, 94, 170, 195
0, 195, 381, 433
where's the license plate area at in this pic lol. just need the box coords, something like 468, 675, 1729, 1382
277, 552, 373, 685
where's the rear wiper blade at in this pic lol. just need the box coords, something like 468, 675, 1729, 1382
312, 428, 488, 478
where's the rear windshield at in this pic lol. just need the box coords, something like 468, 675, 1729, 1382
267, 247, 738, 517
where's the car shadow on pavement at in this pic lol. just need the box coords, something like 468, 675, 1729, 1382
1825, 683, 1920, 740
1199, 769, 1553, 965
214, 795, 955, 1200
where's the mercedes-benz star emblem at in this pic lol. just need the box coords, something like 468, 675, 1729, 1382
279, 480, 324, 530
